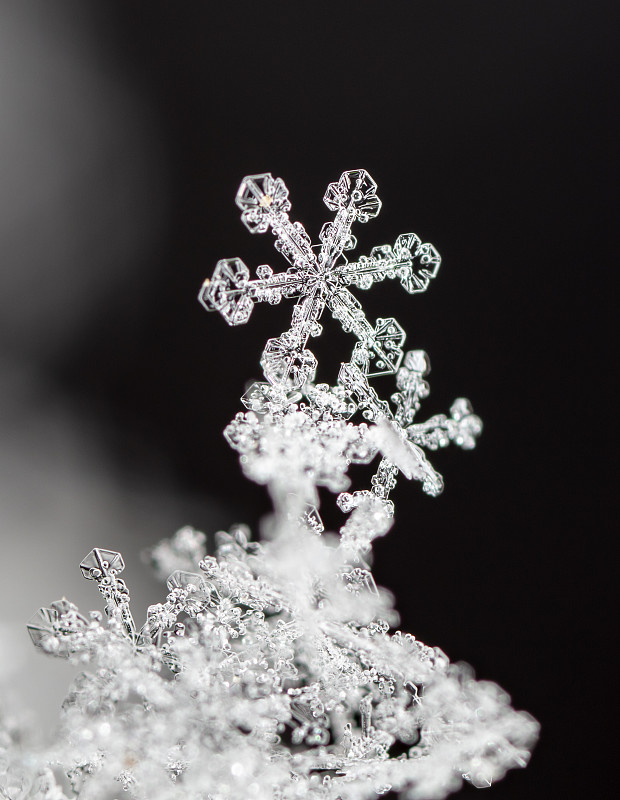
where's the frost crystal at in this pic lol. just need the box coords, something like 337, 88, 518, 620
17, 170, 538, 800
201, 170, 481, 514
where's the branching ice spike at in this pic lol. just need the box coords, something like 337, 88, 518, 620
201, 169, 481, 507
80, 548, 138, 642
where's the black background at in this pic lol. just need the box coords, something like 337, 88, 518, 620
10, 2, 618, 797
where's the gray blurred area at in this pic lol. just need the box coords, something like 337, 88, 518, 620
0, 4, 224, 727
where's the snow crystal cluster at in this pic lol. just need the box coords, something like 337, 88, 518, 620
202, 170, 482, 507
3, 170, 538, 800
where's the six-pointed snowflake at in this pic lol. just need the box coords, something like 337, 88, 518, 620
200, 170, 481, 513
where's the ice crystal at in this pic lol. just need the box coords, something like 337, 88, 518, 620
16, 170, 538, 800
201, 170, 481, 514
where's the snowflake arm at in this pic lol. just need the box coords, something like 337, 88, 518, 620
327, 288, 406, 376
319, 169, 381, 269
199, 258, 306, 326
337, 233, 441, 295
236, 172, 317, 269
80, 548, 138, 642
407, 398, 483, 451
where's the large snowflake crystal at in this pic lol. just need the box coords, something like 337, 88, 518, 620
200, 170, 482, 514
14, 170, 538, 800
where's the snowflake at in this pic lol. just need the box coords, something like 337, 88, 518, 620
200, 171, 482, 515
11, 169, 538, 800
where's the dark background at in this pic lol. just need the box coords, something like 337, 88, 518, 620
1, 2, 616, 797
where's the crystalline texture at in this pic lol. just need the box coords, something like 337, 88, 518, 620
19, 169, 537, 800
200, 169, 481, 509
22, 524, 538, 800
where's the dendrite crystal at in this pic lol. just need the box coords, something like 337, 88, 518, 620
201, 169, 481, 508
11, 170, 538, 800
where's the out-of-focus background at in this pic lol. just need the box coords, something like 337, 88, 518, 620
0, 2, 615, 797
